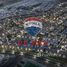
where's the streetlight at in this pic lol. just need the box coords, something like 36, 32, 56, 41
33, 55, 36, 59
25, 48, 27, 51
12, 50, 15, 54
12, 46, 15, 49
5, 45, 7, 49
17, 35, 21, 38
9, 45, 12, 49
17, 46, 20, 50
40, 49, 43, 52
28, 48, 31, 51
20, 52, 23, 55
37, 49, 39, 52
61, 45, 64, 49
1, 45, 4, 48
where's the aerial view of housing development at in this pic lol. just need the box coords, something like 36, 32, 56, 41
0, 0, 67, 67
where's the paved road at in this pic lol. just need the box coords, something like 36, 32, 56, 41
0, 55, 21, 67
